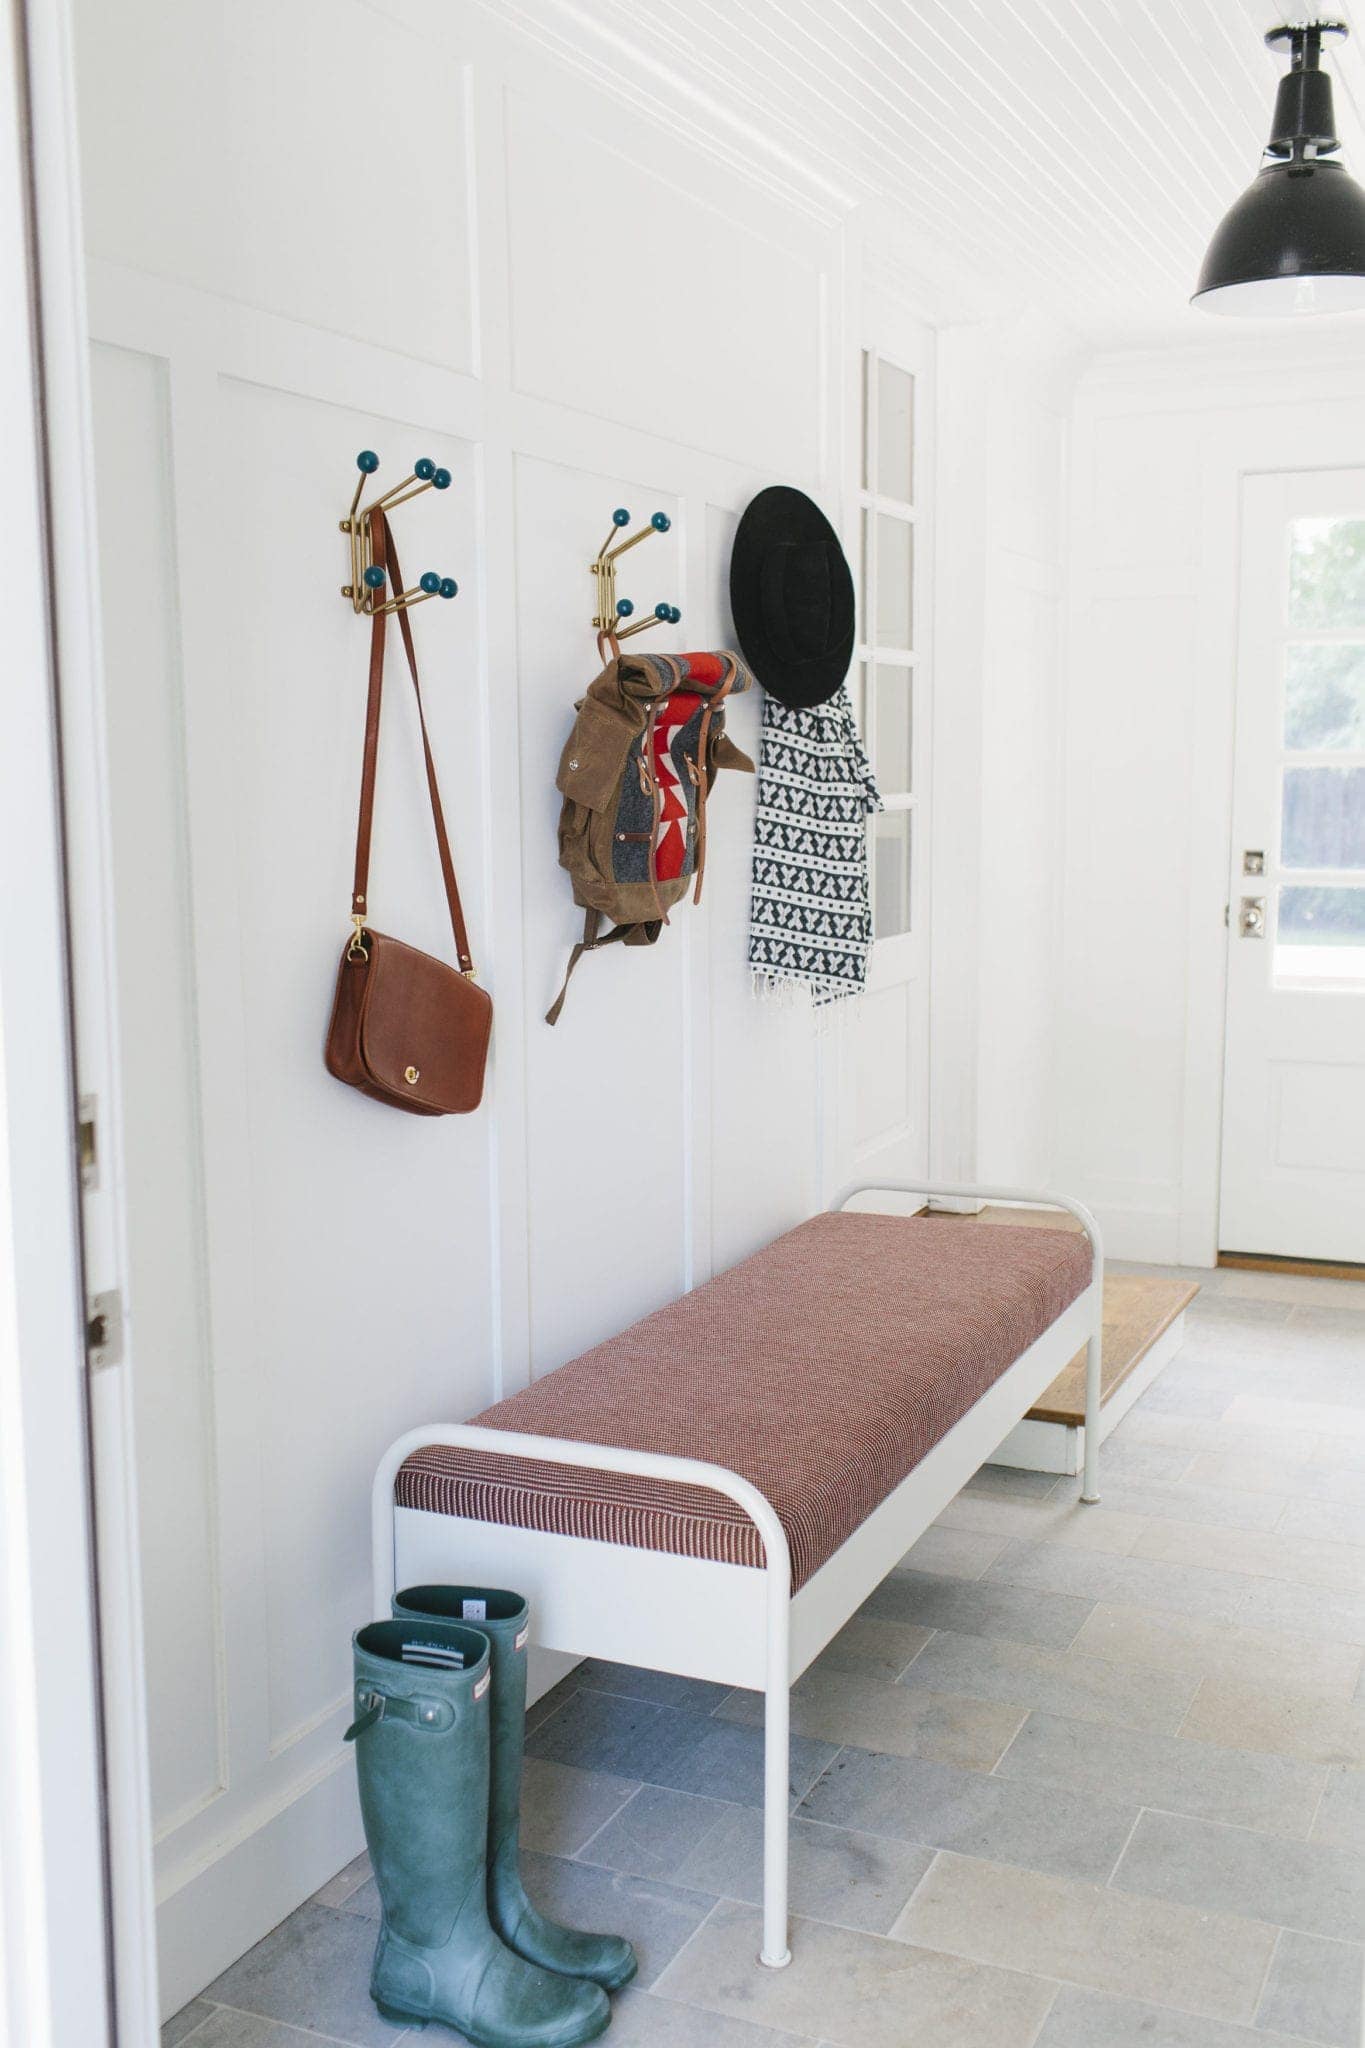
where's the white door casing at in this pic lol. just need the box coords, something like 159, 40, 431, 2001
1220, 469, 1365, 1261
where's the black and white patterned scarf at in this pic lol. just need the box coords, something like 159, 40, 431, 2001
748, 684, 882, 1004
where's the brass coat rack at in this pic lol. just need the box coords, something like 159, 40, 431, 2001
592, 508, 680, 659
340, 450, 458, 617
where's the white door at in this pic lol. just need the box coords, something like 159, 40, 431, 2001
1220, 470, 1365, 1261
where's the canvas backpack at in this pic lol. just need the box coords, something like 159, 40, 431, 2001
546, 649, 755, 1022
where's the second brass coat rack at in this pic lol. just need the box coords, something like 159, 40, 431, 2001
592, 507, 680, 657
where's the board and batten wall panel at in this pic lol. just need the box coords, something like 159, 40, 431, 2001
503, 89, 825, 478
72, 0, 859, 2013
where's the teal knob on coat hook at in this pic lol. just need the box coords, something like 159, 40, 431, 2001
654, 603, 671, 620
419, 572, 441, 594
616, 598, 635, 618
651, 512, 671, 532
356, 450, 380, 473
363, 565, 386, 590
432, 467, 452, 490
665, 604, 682, 623
438, 578, 458, 599
612, 508, 630, 527
414, 458, 436, 481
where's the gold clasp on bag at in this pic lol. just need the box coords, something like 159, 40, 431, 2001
347, 915, 370, 963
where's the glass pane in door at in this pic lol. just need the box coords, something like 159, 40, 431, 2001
1281, 765, 1365, 868
1284, 643, 1365, 749
872, 810, 912, 938
869, 665, 911, 788
875, 514, 914, 649
876, 360, 914, 503
1288, 517, 1365, 629
1277, 884, 1365, 982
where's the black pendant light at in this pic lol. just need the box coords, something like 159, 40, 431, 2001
1194, 22, 1365, 316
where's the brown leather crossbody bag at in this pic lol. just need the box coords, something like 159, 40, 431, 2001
324, 511, 492, 1115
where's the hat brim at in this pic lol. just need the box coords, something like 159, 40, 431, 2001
729, 485, 855, 710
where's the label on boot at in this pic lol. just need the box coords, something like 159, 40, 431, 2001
401, 1640, 466, 1669
461, 1598, 487, 1621
514, 1626, 530, 1652
473, 1670, 490, 1700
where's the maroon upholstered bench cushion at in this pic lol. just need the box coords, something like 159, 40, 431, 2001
396, 1213, 1091, 1592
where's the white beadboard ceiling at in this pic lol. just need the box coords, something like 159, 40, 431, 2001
509, 0, 1365, 347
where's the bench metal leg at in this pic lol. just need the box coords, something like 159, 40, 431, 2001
1080, 1319, 1102, 1505
761, 1676, 791, 1968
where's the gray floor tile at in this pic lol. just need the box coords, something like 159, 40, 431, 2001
1034, 1985, 1313, 2048
517, 1850, 715, 1989
1311, 1766, 1365, 1849
1180, 1676, 1365, 1768
526, 1686, 837, 1806
1235, 1574, 1365, 1649
1186, 1295, 1294, 1328
308, 1854, 372, 1911
1255, 1928, 1364, 2048
167, 2014, 370, 2048
526, 1676, 579, 1735
1112, 1809, 1365, 1943
985, 1538, 1258, 1621
652, 1899, 1056, 2048
720, 1663, 1024, 1771
579, 1784, 736, 1882
201, 1903, 399, 2047
1134, 1521, 1365, 1597
1054, 1472, 1285, 1532
893, 1851, 1276, 2024
1280, 1497, 1365, 1548
895, 1525, 1006, 1579
670, 1805, 936, 1937
1085, 1437, 1197, 1482
895, 1627, 1200, 1734
965, 1463, 1061, 1499
796, 1745, 1137, 1882
520, 1756, 640, 1856
1069, 1601, 1364, 1697
803, 1615, 932, 1681
995, 1710, 1327, 1836
162, 2001, 215, 2048
935, 1489, 1151, 1555
573, 1658, 735, 1715
1132, 1376, 1234, 1421
606, 1984, 819, 2046
860, 1568, 1094, 1650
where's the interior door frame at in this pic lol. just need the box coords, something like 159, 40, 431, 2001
3, 0, 160, 2042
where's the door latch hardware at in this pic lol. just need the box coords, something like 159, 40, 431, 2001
86, 1289, 124, 1371
1242, 849, 1265, 876
78, 1095, 98, 1191
1239, 896, 1266, 938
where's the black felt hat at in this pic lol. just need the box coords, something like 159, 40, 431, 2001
729, 485, 855, 709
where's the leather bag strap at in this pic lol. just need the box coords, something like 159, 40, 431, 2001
351, 510, 475, 975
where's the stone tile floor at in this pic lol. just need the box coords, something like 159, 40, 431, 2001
167, 1261, 1365, 2048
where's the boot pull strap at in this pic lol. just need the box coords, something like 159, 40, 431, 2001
343, 1688, 458, 1740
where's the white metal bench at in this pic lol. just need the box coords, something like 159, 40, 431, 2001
372, 1180, 1103, 1970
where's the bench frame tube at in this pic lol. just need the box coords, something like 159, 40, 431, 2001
371, 1182, 1103, 1973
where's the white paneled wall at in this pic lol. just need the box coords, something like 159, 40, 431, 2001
1056, 332, 1365, 1262
69, 0, 945, 2014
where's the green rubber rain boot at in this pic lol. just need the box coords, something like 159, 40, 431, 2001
394, 1586, 638, 1992
345, 1618, 610, 2046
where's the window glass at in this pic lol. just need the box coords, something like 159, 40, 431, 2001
872, 810, 912, 938
1288, 516, 1365, 629
875, 514, 914, 650
860, 351, 873, 493
876, 360, 914, 504
1284, 643, 1365, 750
1281, 765, 1365, 869
869, 665, 911, 789
1276, 885, 1365, 983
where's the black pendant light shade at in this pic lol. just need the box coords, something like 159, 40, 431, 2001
1194, 23, 1365, 316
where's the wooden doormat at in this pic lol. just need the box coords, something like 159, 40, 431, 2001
925, 1206, 1199, 1427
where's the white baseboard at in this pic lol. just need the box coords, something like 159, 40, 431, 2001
990, 1313, 1187, 1476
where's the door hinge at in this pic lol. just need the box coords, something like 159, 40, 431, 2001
86, 1289, 124, 1371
